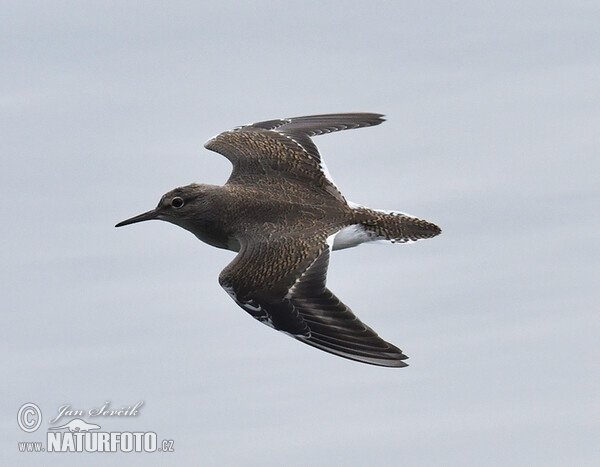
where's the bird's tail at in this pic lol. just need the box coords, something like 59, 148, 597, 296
352, 206, 441, 244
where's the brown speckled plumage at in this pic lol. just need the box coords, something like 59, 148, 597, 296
116, 113, 441, 367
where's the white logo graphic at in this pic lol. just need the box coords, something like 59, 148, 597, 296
48, 418, 101, 432
18, 403, 42, 433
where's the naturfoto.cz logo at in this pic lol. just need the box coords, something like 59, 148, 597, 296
17, 402, 174, 454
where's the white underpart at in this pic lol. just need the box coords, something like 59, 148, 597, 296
332, 224, 376, 250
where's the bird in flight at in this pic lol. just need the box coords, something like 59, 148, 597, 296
116, 113, 441, 367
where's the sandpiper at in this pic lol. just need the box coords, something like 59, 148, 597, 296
116, 113, 441, 367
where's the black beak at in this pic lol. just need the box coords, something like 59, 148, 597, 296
115, 209, 159, 227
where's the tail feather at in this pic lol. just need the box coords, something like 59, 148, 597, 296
332, 205, 441, 250
358, 208, 441, 243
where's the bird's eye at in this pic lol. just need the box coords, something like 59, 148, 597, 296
171, 197, 184, 208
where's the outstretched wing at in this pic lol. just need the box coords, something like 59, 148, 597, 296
219, 236, 408, 368
204, 113, 385, 200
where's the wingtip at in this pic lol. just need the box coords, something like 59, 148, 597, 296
351, 112, 386, 125
365, 112, 386, 127
298, 334, 411, 368
353, 354, 409, 368
380, 352, 410, 368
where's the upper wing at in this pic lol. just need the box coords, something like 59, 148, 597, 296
219, 236, 408, 368
204, 113, 385, 199
234, 113, 386, 162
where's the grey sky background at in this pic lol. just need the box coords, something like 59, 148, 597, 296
2, 1, 599, 466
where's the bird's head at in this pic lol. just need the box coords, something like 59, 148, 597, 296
115, 183, 215, 231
